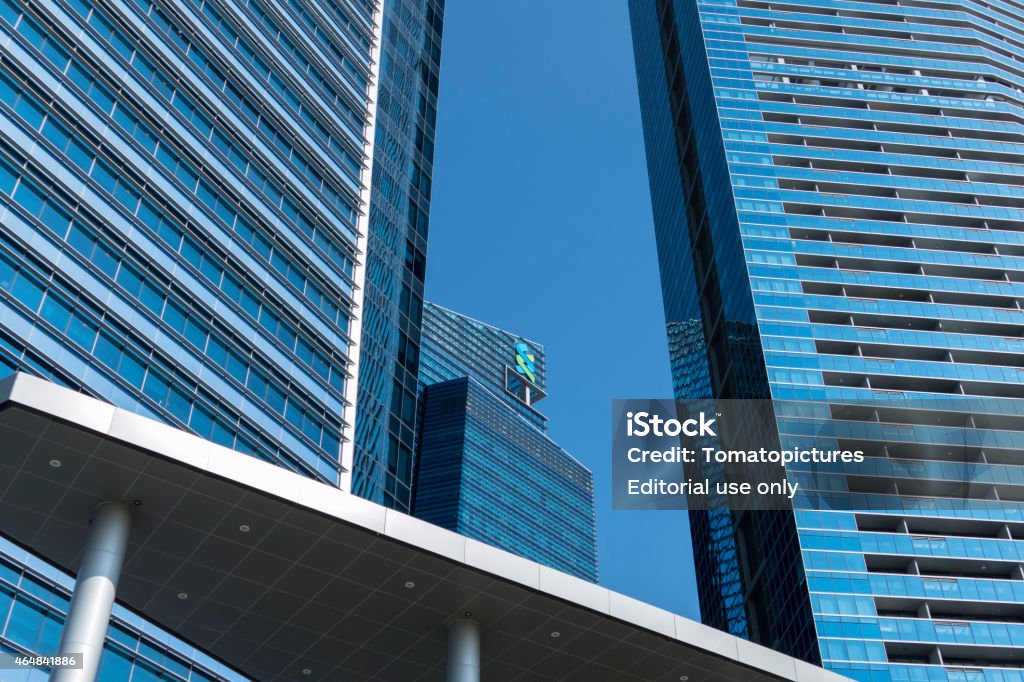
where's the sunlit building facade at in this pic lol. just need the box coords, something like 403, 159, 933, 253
0, 0, 441, 676
631, 0, 1024, 679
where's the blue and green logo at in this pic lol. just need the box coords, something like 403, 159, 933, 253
514, 341, 537, 384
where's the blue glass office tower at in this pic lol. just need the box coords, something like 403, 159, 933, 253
631, 0, 1024, 680
0, 0, 372, 485
0, 0, 439, 676
413, 303, 598, 582
350, 0, 444, 512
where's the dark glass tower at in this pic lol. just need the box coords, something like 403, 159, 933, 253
413, 303, 598, 582
350, 0, 444, 513
631, 0, 1024, 679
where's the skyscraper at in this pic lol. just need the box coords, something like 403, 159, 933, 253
413, 303, 598, 582
631, 0, 1024, 679
349, 0, 444, 513
0, 0, 372, 485
0, 0, 440, 676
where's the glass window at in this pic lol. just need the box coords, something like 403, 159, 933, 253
165, 385, 191, 423
190, 405, 213, 439
163, 302, 186, 332
116, 265, 143, 297
13, 93, 45, 129
11, 272, 44, 312
66, 315, 97, 351
13, 182, 45, 218
96, 647, 134, 682
138, 281, 164, 316
225, 351, 247, 384
0, 559, 18, 586
5, 596, 46, 649
37, 611, 62, 652
118, 350, 146, 389
142, 371, 169, 405
210, 419, 234, 448
93, 333, 121, 371
0, 158, 17, 195
183, 317, 207, 349
89, 243, 118, 278
66, 139, 93, 172
40, 294, 72, 333
107, 624, 137, 649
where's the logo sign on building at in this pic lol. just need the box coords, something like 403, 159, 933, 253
514, 341, 537, 384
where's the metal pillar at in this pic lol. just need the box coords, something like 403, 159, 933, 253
446, 619, 481, 682
52, 502, 132, 682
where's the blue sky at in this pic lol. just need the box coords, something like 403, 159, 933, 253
424, 0, 699, 618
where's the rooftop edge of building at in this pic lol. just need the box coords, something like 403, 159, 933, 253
0, 371, 850, 682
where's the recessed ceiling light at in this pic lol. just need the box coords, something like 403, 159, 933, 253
239, 524, 251, 533
680, 676, 689, 681
404, 581, 415, 589
49, 459, 61, 468
550, 631, 560, 638
464, 611, 473, 617
302, 669, 312, 676
177, 592, 188, 600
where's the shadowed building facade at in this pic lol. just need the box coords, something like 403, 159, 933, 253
350, 0, 445, 513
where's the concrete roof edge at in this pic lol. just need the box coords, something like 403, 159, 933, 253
0, 372, 828, 681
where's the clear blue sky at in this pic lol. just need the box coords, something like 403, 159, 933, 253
425, 0, 699, 619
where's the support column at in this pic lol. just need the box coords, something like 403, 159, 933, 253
446, 619, 480, 682
52, 502, 132, 682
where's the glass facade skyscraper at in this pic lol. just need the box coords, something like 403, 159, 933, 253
413, 303, 598, 582
0, 0, 441, 676
349, 0, 443, 513
631, 0, 1024, 680
0, 0, 374, 484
